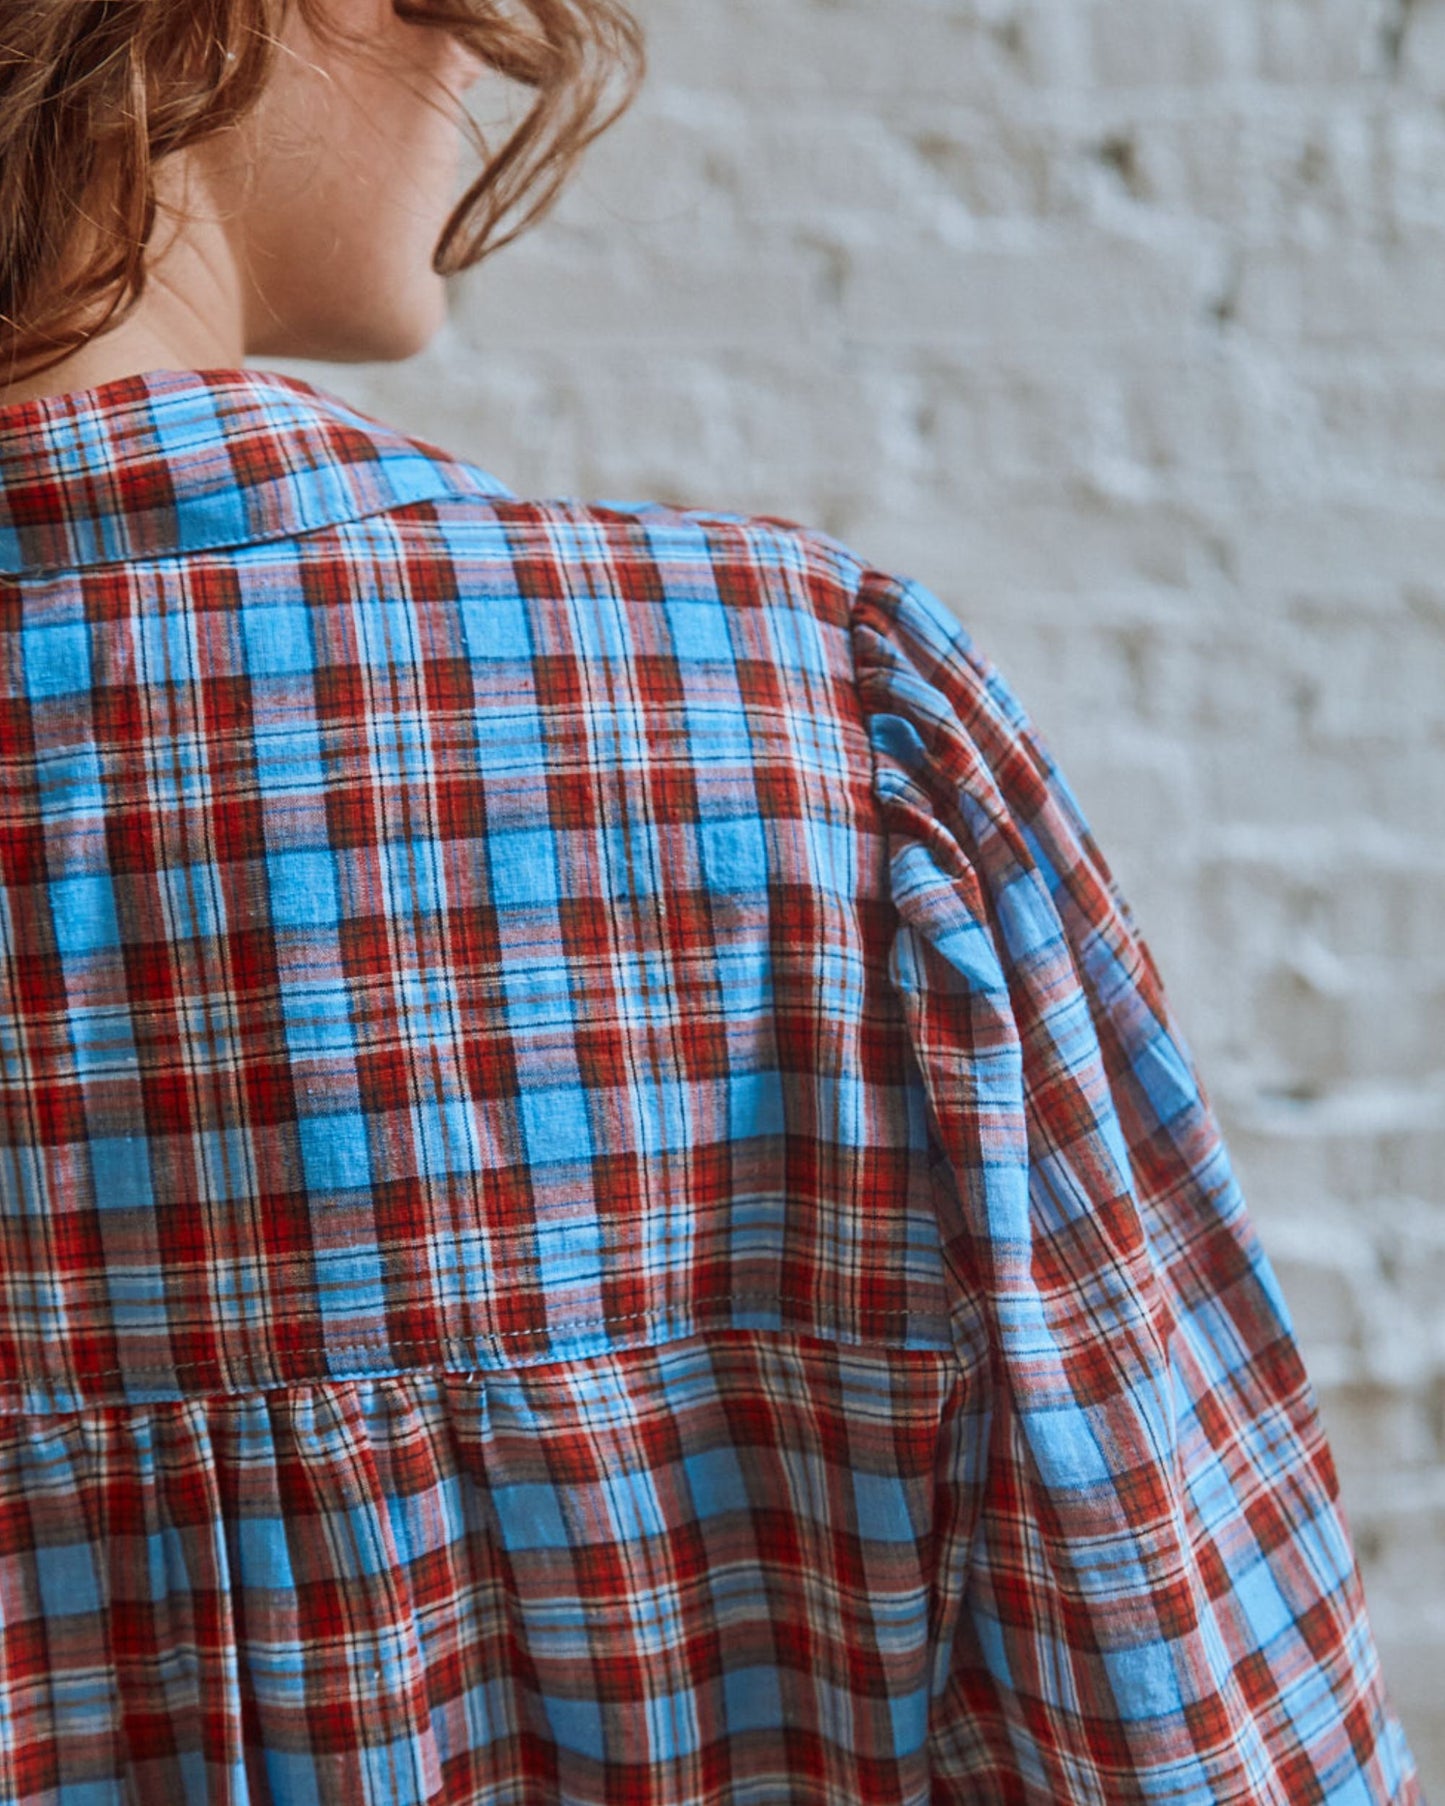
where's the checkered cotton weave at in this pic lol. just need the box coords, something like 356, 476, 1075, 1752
0, 368, 1420, 1803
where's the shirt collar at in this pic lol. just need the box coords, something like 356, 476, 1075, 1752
0, 365, 516, 575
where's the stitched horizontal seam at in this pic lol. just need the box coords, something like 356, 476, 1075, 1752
0, 1333, 957, 1420
1, 1294, 947, 1388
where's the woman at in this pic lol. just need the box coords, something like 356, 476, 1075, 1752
0, 1, 1422, 1801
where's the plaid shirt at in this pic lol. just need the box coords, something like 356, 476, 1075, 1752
0, 367, 1419, 1804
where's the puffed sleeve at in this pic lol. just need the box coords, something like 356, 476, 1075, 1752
848, 567, 1421, 1802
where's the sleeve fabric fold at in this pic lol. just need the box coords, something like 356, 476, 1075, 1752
849, 567, 1421, 1804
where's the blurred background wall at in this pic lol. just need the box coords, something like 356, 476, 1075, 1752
274, 0, 1445, 1781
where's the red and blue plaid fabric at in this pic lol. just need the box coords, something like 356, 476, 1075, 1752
0, 367, 1420, 1803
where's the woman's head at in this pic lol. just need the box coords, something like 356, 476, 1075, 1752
0, 0, 644, 384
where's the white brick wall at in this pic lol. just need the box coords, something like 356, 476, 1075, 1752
276, 0, 1445, 1780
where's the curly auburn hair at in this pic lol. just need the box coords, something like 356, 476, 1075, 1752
0, 0, 645, 383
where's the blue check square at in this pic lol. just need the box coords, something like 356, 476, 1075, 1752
460, 593, 532, 661
520, 1085, 593, 1164
36, 1543, 101, 1618
724, 1665, 785, 1734
701, 816, 768, 891
267, 849, 339, 930
243, 604, 314, 676
493, 1482, 571, 1550
298, 1112, 371, 1192
490, 829, 559, 908
90, 1135, 153, 1209
668, 598, 733, 661
51, 873, 121, 955
22, 621, 91, 698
